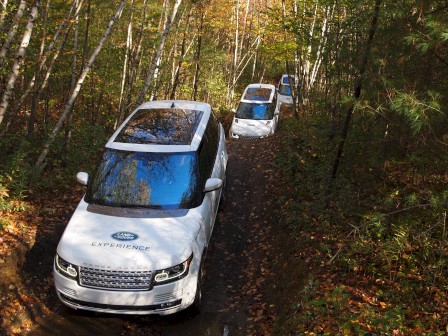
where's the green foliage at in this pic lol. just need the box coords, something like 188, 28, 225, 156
389, 90, 442, 134
275, 90, 448, 333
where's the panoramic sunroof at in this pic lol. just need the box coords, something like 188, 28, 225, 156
115, 108, 204, 145
243, 87, 272, 101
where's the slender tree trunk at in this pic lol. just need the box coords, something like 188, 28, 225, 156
170, 8, 192, 99
238, 0, 250, 61
192, 10, 205, 101
136, 0, 182, 106
0, 0, 9, 29
116, 0, 134, 128
63, 0, 80, 159
228, 0, 240, 104
0, 0, 27, 68
27, 0, 50, 138
35, 0, 127, 170
4, 0, 81, 131
123, 0, 148, 118
330, 0, 382, 179
81, 0, 91, 70
0, 0, 40, 127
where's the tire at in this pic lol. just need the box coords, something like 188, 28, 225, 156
189, 258, 205, 315
218, 176, 227, 211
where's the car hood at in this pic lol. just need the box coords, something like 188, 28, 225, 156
56, 198, 202, 271
230, 118, 273, 137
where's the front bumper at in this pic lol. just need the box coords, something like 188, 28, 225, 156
54, 264, 198, 315
277, 94, 293, 105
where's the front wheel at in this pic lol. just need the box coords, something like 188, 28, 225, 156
189, 259, 205, 315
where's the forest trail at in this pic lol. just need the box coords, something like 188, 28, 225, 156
10, 125, 306, 336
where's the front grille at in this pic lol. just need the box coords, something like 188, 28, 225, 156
79, 267, 152, 290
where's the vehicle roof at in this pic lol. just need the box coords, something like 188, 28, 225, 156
106, 100, 211, 153
240, 83, 276, 103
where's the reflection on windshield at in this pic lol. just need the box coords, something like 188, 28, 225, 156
235, 102, 273, 120
86, 149, 200, 209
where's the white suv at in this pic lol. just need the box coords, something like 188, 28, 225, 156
277, 74, 298, 107
54, 100, 227, 315
229, 83, 279, 138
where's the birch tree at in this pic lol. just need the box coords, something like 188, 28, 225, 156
136, 0, 182, 106
0, 0, 27, 67
35, 0, 127, 170
3, 0, 82, 133
0, 0, 40, 127
0, 0, 9, 29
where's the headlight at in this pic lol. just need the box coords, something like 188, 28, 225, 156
55, 254, 78, 279
153, 254, 193, 286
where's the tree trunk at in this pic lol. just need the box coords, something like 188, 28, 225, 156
35, 0, 127, 170
0, 0, 27, 68
27, 0, 50, 138
62, 0, 80, 160
170, 8, 192, 100
3, 0, 81, 133
330, 0, 382, 179
81, 0, 91, 70
0, 0, 9, 29
192, 10, 205, 101
122, 0, 148, 119
116, 0, 134, 128
136, 0, 182, 106
228, 0, 240, 104
0, 0, 40, 127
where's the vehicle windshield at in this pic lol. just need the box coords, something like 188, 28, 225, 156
278, 83, 292, 96
86, 149, 201, 209
235, 102, 273, 120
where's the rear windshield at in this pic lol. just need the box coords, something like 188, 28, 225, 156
86, 149, 201, 209
243, 87, 272, 101
235, 102, 274, 120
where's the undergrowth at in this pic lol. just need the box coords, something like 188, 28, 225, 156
0, 125, 107, 219
274, 107, 448, 335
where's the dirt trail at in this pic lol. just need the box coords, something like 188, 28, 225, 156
2, 133, 304, 336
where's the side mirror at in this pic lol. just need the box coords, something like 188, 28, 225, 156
77, 172, 89, 186
204, 178, 222, 192
231, 108, 236, 114
274, 109, 279, 115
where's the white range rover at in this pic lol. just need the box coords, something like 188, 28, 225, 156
54, 100, 227, 315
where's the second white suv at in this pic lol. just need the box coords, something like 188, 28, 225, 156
229, 83, 279, 138
54, 100, 227, 315
277, 74, 298, 107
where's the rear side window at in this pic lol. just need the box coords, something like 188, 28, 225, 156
198, 113, 219, 187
